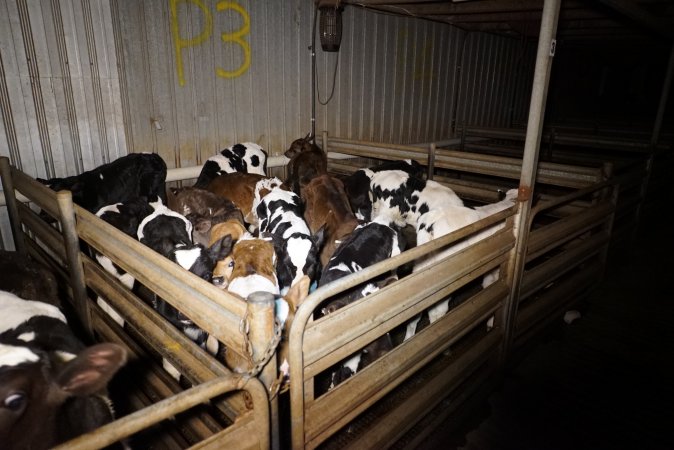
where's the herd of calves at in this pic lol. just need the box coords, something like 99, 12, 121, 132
0, 135, 517, 449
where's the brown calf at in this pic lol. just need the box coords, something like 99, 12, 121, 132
204, 173, 285, 228
301, 174, 359, 267
284, 133, 328, 195
167, 186, 245, 246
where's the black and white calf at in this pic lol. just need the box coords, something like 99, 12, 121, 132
316, 218, 404, 392
404, 189, 519, 340
38, 152, 167, 214
153, 237, 233, 356
342, 159, 425, 221
193, 142, 268, 188
253, 186, 324, 295
368, 169, 464, 228
318, 218, 404, 311
137, 199, 232, 357
93, 198, 232, 364
0, 284, 127, 449
137, 198, 193, 253
95, 197, 155, 289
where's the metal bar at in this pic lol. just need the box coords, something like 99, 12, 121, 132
503, 0, 561, 361
303, 231, 513, 374
305, 294, 503, 447
17, 203, 65, 260
52, 375, 269, 450
289, 207, 515, 448
76, 208, 248, 351
92, 308, 224, 441
0, 157, 27, 254
246, 292, 277, 450
55, 190, 93, 335
427, 142, 436, 180
8, 164, 60, 217
331, 333, 501, 450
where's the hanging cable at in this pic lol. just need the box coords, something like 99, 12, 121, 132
312, 7, 340, 121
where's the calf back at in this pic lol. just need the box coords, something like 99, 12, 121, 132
301, 174, 358, 266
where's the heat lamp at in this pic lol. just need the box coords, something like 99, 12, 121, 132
317, 0, 343, 52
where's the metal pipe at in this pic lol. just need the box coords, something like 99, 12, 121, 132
246, 292, 278, 450
56, 191, 92, 336
165, 155, 290, 182
651, 42, 673, 152
289, 206, 516, 448
52, 375, 269, 450
427, 143, 436, 180
0, 157, 27, 254
502, 0, 561, 361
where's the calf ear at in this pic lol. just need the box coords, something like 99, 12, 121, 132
210, 234, 234, 259
56, 343, 128, 396
284, 275, 311, 311
313, 224, 327, 250
194, 218, 212, 234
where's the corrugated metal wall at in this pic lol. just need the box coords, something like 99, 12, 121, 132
1, 0, 534, 249
114, 1, 531, 165
0, 0, 124, 248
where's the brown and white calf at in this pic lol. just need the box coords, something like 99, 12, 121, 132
214, 233, 280, 299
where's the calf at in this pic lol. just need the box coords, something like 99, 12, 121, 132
167, 186, 245, 247
318, 219, 403, 314
254, 186, 324, 294
138, 199, 232, 349
284, 133, 328, 195
342, 159, 425, 221
0, 252, 127, 449
137, 199, 193, 253
215, 233, 280, 299
301, 174, 359, 267
193, 142, 268, 188
95, 198, 155, 326
315, 219, 403, 393
204, 173, 285, 229
403, 189, 519, 341
0, 340, 127, 450
368, 169, 463, 228
154, 238, 233, 355
0, 250, 60, 306
38, 152, 167, 214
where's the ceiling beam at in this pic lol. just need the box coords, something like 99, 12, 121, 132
595, 0, 674, 40
347, 0, 584, 16
437, 9, 605, 24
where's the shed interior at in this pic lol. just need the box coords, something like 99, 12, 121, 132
0, 0, 672, 449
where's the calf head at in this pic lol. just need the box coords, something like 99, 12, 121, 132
217, 235, 280, 299
284, 133, 328, 194
0, 342, 127, 449
154, 237, 233, 347
284, 132, 314, 159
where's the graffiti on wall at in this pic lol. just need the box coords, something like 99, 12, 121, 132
170, 0, 251, 86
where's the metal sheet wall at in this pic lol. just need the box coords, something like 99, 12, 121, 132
1, 0, 534, 249
0, 0, 124, 248
115, 1, 531, 164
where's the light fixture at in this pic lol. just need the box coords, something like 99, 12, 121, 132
318, 0, 342, 52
